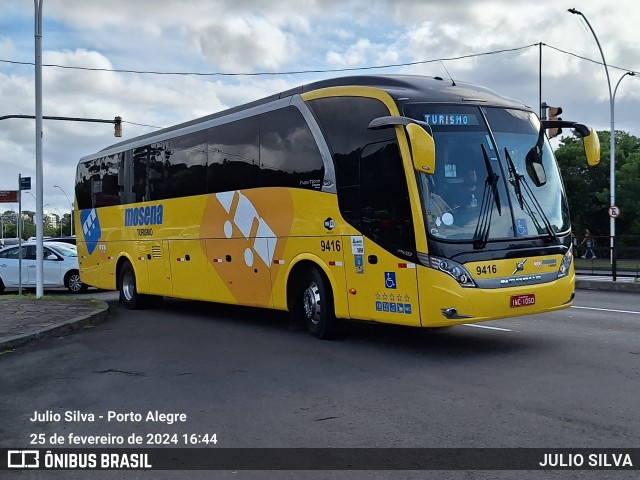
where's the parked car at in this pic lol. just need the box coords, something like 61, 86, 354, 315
44, 236, 76, 245
0, 241, 87, 293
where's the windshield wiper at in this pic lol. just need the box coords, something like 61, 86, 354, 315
503, 148, 557, 240
504, 147, 524, 209
473, 144, 502, 249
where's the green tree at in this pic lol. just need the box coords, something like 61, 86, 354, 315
22, 221, 35, 240
555, 130, 640, 237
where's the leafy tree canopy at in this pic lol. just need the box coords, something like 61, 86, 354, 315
555, 130, 640, 239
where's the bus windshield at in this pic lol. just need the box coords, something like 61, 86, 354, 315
408, 105, 570, 243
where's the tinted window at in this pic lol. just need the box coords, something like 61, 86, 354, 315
136, 131, 209, 201
75, 153, 121, 210
309, 96, 414, 249
24, 245, 36, 260
360, 140, 415, 249
260, 107, 324, 190
309, 97, 393, 188
0, 247, 20, 259
75, 160, 93, 210
208, 117, 260, 193
132, 146, 155, 202
78, 107, 325, 206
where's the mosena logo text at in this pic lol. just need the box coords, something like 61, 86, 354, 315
124, 204, 164, 227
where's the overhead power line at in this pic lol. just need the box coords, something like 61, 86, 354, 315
0, 43, 536, 76
4, 42, 635, 78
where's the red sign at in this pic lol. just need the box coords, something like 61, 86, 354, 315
510, 293, 536, 308
0, 190, 18, 202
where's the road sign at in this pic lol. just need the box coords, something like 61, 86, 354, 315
608, 205, 621, 218
19, 177, 31, 190
0, 190, 18, 202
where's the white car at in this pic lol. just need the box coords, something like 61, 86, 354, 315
0, 241, 87, 293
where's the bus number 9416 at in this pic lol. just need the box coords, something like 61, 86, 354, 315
476, 264, 497, 276
320, 240, 341, 252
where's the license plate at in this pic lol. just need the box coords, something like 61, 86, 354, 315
510, 293, 535, 308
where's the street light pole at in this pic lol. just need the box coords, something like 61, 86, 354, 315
34, 0, 44, 297
568, 8, 616, 279
610, 71, 636, 279
53, 185, 73, 236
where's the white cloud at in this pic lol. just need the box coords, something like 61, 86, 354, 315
190, 16, 299, 71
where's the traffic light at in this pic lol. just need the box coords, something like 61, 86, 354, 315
547, 106, 562, 138
114, 116, 122, 137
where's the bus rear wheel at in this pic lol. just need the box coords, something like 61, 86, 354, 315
118, 261, 151, 309
118, 261, 162, 309
292, 267, 336, 339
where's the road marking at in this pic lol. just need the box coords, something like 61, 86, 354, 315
463, 323, 513, 332
572, 305, 640, 315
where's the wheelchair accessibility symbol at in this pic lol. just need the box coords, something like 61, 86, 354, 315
384, 272, 397, 289
516, 218, 528, 236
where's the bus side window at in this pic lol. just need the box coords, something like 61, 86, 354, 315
360, 140, 415, 249
207, 117, 260, 193
259, 107, 325, 190
308, 96, 395, 230
75, 160, 93, 210
133, 146, 150, 202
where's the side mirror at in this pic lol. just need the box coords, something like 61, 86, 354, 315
582, 127, 601, 167
45, 254, 58, 261
368, 116, 436, 174
406, 123, 436, 174
542, 120, 601, 167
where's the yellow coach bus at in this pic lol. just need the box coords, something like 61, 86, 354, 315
75, 75, 600, 338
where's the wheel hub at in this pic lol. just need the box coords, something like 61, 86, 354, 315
122, 270, 135, 301
303, 282, 321, 325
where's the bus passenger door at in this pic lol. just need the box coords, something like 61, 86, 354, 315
344, 237, 420, 326
341, 139, 421, 326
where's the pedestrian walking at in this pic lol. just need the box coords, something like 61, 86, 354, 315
580, 228, 597, 259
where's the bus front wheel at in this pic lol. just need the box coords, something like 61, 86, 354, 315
293, 268, 336, 339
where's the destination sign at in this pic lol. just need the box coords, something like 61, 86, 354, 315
423, 113, 479, 126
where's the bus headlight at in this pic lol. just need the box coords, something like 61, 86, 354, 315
426, 255, 477, 288
557, 247, 573, 279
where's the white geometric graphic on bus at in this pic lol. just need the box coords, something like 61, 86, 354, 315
80, 208, 101, 255
82, 208, 98, 236
216, 191, 277, 268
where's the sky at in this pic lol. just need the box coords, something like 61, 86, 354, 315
0, 0, 639, 220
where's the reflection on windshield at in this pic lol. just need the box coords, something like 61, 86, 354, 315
416, 106, 569, 243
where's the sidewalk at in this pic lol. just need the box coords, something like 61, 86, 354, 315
0, 296, 109, 352
575, 274, 640, 293
0, 276, 638, 352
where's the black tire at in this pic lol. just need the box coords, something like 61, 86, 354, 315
291, 267, 337, 339
118, 261, 144, 309
0, 278, 5, 294
118, 261, 161, 309
65, 270, 88, 294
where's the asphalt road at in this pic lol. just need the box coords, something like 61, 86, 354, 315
1, 289, 638, 480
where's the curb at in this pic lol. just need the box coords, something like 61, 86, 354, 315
0, 301, 110, 352
576, 279, 640, 294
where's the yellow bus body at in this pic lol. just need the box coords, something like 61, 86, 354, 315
75, 75, 584, 336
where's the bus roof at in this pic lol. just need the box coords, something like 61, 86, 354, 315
90, 74, 529, 158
